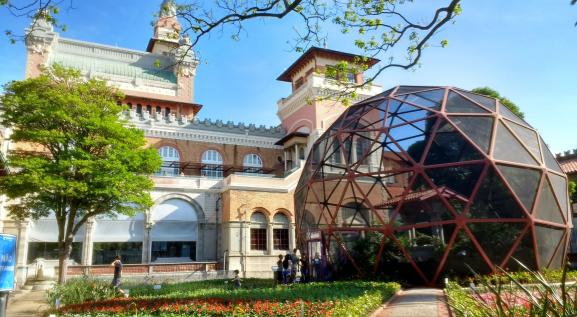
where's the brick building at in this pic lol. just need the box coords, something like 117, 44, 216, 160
0, 1, 382, 285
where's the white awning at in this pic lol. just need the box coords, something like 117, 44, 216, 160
29, 219, 85, 243
151, 221, 197, 242
92, 220, 144, 242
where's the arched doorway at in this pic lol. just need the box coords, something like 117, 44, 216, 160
150, 198, 200, 262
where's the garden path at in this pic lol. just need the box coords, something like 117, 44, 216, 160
371, 288, 451, 317
7, 290, 49, 317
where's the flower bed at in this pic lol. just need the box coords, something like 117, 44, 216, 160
50, 281, 400, 317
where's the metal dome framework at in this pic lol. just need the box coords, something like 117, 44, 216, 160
295, 86, 571, 285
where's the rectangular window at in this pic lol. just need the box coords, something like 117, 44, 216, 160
27, 242, 82, 264
346, 72, 356, 83
151, 241, 196, 262
201, 164, 224, 178
92, 242, 142, 265
273, 228, 289, 250
250, 228, 267, 250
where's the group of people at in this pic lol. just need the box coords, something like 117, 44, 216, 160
275, 248, 320, 285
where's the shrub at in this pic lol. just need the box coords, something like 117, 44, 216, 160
47, 277, 122, 307
446, 260, 577, 317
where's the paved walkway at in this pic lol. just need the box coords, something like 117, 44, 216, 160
7, 290, 50, 317
371, 288, 451, 317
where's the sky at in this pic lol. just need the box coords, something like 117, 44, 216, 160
0, 1, 576, 154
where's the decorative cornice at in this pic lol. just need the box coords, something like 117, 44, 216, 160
139, 125, 283, 149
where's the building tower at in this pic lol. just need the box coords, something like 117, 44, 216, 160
275, 47, 382, 170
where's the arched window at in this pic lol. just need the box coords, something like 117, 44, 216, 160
272, 212, 289, 250
158, 146, 180, 176
150, 198, 199, 262
250, 211, 268, 251
243, 154, 263, 173
201, 150, 223, 178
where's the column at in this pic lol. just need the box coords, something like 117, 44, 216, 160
267, 223, 274, 255
293, 144, 299, 167
142, 222, 153, 263
283, 150, 288, 171
288, 223, 296, 251
81, 218, 95, 266
15, 220, 30, 287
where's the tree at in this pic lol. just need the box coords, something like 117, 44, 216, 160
472, 87, 524, 119
0, 65, 162, 284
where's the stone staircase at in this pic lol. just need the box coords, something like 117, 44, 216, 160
11, 279, 55, 297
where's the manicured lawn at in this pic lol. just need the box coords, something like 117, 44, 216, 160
49, 279, 400, 316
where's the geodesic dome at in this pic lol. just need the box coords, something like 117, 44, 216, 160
295, 86, 571, 285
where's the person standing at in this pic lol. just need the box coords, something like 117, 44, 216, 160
282, 254, 292, 284
312, 252, 321, 281
275, 254, 284, 286
300, 253, 309, 283
231, 269, 241, 289
290, 248, 299, 283
111, 255, 123, 288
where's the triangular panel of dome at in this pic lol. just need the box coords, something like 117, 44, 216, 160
441, 229, 492, 277
498, 103, 531, 127
504, 228, 537, 270
468, 222, 525, 267
425, 164, 484, 198
548, 172, 569, 222
539, 137, 563, 173
299, 208, 320, 232
505, 121, 542, 164
496, 164, 541, 214
534, 225, 565, 268
387, 99, 436, 128
386, 117, 438, 164
534, 177, 565, 224
339, 104, 376, 130
445, 92, 490, 113
394, 224, 455, 282
322, 178, 351, 207
469, 167, 527, 219
394, 86, 439, 96
453, 89, 496, 112
493, 121, 539, 166
549, 234, 567, 269
337, 202, 372, 227
448, 116, 493, 154
393, 196, 454, 227
424, 119, 484, 165
397, 89, 445, 111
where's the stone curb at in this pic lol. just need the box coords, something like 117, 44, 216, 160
368, 288, 404, 317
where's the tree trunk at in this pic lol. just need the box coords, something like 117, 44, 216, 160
57, 239, 73, 285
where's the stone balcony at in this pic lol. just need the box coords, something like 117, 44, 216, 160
277, 74, 383, 118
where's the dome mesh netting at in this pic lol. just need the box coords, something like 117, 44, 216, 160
295, 86, 571, 285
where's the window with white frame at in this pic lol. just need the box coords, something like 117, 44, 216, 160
201, 150, 223, 178
157, 146, 180, 176
272, 212, 289, 250
250, 211, 268, 251
243, 154, 263, 173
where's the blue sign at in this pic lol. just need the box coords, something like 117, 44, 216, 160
0, 234, 16, 291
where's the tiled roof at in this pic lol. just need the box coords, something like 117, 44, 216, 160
560, 157, 577, 174
49, 53, 177, 84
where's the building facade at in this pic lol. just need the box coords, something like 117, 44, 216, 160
0, 1, 382, 285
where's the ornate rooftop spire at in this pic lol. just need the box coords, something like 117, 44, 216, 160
160, 0, 177, 17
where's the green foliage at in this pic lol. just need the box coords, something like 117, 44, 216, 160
47, 277, 123, 307
0, 65, 162, 282
51, 280, 401, 316
569, 180, 576, 203
447, 261, 577, 317
472, 87, 524, 119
